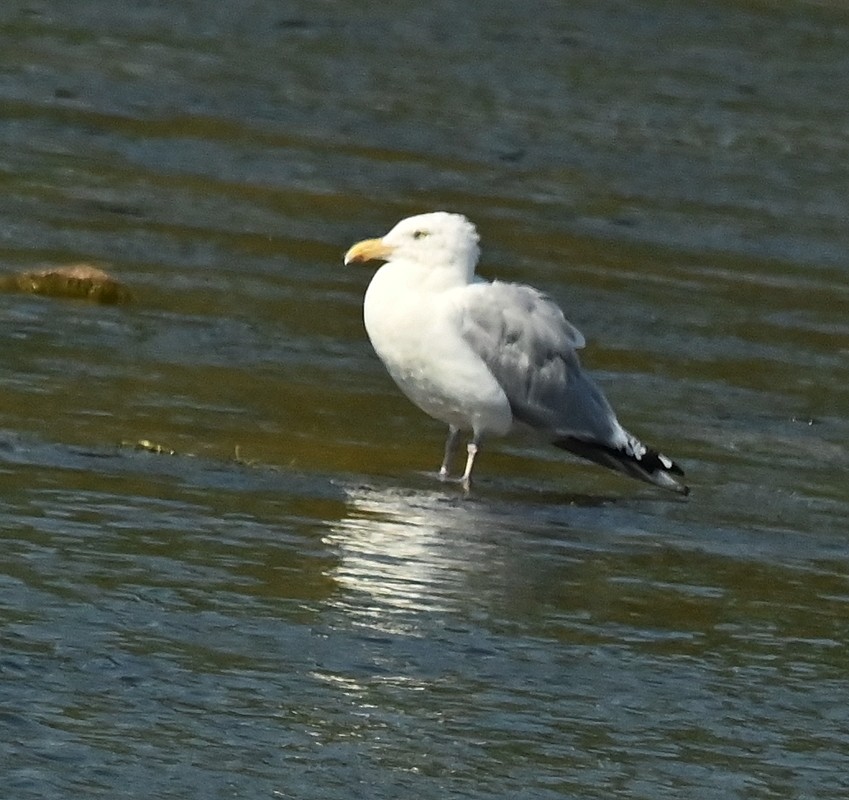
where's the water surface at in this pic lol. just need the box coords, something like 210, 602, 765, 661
1, 1, 848, 798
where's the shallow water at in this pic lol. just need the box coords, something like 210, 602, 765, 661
2, 1, 848, 798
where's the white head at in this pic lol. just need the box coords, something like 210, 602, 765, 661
344, 212, 481, 283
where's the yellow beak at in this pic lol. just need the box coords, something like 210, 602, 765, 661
344, 237, 394, 265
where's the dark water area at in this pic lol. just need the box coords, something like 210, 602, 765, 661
1, 1, 848, 798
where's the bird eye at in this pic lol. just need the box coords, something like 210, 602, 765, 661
412, 230, 428, 240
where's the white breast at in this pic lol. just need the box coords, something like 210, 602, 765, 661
364, 263, 513, 436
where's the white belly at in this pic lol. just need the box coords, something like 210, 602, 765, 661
364, 267, 513, 437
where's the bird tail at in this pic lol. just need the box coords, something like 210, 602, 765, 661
552, 434, 689, 495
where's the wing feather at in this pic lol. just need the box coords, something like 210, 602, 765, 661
455, 281, 619, 440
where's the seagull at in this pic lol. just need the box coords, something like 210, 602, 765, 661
344, 212, 688, 495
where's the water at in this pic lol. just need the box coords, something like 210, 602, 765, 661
2, 1, 848, 797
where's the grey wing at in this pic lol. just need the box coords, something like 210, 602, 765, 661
457, 281, 621, 442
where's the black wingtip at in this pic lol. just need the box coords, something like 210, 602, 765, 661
552, 435, 689, 495
639, 447, 685, 477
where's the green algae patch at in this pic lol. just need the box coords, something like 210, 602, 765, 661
122, 439, 178, 456
1, 264, 131, 304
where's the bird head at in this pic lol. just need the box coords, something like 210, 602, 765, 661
344, 212, 481, 282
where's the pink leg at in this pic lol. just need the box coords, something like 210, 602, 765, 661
438, 426, 461, 480
459, 439, 480, 493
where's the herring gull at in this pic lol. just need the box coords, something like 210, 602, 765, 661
344, 212, 688, 495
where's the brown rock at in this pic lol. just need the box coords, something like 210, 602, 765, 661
0, 263, 131, 303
